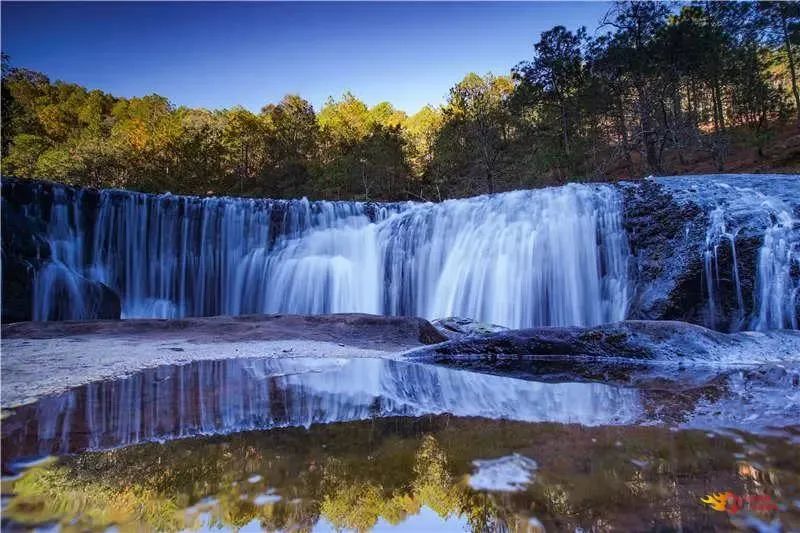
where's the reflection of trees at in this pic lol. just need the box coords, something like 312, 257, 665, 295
8, 463, 183, 531
313, 434, 508, 531
5, 431, 522, 532
5, 419, 798, 532
412, 435, 465, 517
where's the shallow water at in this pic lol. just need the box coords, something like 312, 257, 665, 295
3, 416, 799, 532
2, 355, 800, 531
1, 357, 644, 462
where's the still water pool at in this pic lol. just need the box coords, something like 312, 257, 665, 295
2, 357, 799, 531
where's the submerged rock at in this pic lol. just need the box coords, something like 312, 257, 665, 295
406, 320, 800, 363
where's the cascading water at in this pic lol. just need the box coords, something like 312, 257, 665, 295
86, 192, 387, 318
752, 208, 800, 330
702, 206, 745, 330
31, 187, 95, 320
667, 176, 800, 332
23, 183, 630, 329
14, 175, 798, 330
378, 186, 629, 327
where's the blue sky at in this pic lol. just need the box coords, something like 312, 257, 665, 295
2, 2, 612, 114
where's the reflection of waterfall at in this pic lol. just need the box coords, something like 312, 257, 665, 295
1, 358, 642, 460
25, 183, 630, 329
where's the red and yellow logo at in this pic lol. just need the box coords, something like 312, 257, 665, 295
700, 492, 777, 514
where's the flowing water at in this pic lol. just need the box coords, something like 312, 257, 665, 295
657, 175, 800, 331
19, 175, 799, 331
25, 184, 629, 328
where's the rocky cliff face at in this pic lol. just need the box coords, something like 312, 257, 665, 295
619, 179, 706, 322
621, 175, 799, 331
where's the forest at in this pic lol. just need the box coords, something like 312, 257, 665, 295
2, 1, 800, 201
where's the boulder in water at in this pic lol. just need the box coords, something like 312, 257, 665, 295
406, 320, 800, 363
431, 317, 509, 339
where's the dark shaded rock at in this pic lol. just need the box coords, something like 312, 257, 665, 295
2, 178, 52, 322
33, 270, 122, 322
618, 180, 708, 324
431, 317, 509, 340
1, 252, 35, 323
405, 320, 800, 363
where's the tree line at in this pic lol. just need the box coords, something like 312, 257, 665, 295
2, 1, 799, 201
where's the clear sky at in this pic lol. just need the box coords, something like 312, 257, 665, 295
2, 1, 612, 114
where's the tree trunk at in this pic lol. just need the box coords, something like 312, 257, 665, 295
781, 8, 800, 124
712, 81, 725, 132
560, 101, 570, 156
637, 85, 661, 174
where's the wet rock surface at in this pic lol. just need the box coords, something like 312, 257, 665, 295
431, 316, 509, 340
618, 179, 707, 323
406, 319, 800, 363
619, 175, 800, 330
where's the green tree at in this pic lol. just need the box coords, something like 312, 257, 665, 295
759, 1, 800, 122
260, 94, 319, 197
2, 133, 49, 177
221, 106, 266, 194
431, 73, 515, 196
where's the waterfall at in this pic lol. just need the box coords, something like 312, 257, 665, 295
680, 176, 799, 332
702, 206, 745, 330
751, 209, 800, 330
26, 183, 630, 329
378, 185, 629, 326
31, 187, 94, 320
